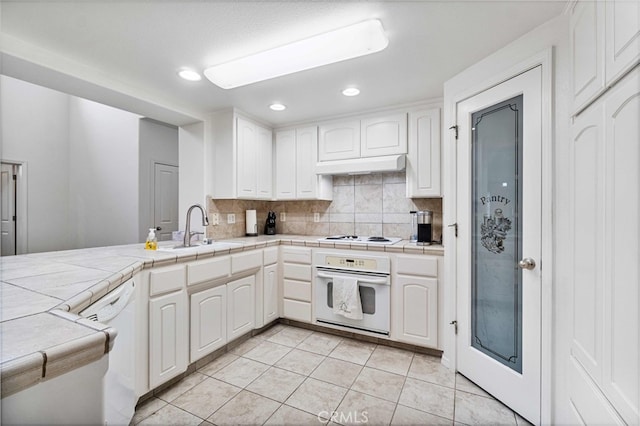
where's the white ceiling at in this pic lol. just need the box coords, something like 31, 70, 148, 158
0, 1, 566, 127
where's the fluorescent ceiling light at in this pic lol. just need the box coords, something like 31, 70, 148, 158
178, 69, 202, 81
204, 19, 388, 89
270, 103, 286, 111
342, 87, 360, 97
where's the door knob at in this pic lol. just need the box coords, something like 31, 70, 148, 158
518, 258, 536, 270
156, 226, 162, 231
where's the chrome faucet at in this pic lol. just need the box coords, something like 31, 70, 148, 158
183, 204, 209, 247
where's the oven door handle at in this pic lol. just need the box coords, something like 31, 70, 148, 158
316, 271, 390, 285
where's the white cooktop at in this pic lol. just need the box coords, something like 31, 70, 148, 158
317, 235, 402, 245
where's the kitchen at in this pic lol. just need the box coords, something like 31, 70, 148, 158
1, 1, 638, 425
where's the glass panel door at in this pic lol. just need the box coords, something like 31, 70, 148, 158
471, 95, 523, 373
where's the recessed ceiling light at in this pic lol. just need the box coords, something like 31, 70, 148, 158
342, 87, 360, 97
270, 103, 286, 111
178, 69, 202, 81
204, 19, 388, 89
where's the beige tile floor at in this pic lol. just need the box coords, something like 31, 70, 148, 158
131, 324, 531, 426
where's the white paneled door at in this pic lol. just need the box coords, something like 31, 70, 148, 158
1, 163, 17, 256
456, 66, 542, 424
154, 163, 179, 241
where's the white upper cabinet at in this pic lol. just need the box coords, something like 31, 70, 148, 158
570, 1, 605, 112
318, 120, 361, 161
406, 108, 441, 198
318, 113, 407, 162
211, 111, 273, 200
236, 117, 258, 198
256, 124, 274, 198
275, 126, 332, 200
605, 0, 640, 86
361, 113, 407, 157
570, 0, 639, 113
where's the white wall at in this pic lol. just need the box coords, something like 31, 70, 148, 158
68, 97, 140, 248
0, 75, 72, 253
178, 121, 205, 232
138, 118, 178, 242
442, 14, 571, 424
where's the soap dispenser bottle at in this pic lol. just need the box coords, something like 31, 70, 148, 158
145, 228, 157, 250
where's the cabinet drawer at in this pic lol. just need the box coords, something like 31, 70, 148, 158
283, 299, 312, 323
283, 279, 311, 301
396, 255, 438, 277
149, 265, 186, 296
283, 263, 311, 281
231, 251, 262, 274
187, 256, 230, 286
263, 247, 278, 266
281, 247, 311, 264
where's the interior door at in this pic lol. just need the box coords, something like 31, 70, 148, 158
456, 66, 542, 424
1, 163, 17, 256
153, 163, 179, 241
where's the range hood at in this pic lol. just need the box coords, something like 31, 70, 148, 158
315, 154, 406, 175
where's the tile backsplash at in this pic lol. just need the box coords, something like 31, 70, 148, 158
207, 172, 442, 242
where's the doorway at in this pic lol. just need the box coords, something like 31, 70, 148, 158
455, 66, 543, 424
153, 163, 179, 241
1, 162, 27, 256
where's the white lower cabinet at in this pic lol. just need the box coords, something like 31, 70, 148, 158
227, 275, 256, 342
190, 285, 227, 363
263, 263, 279, 325
149, 289, 188, 389
281, 246, 312, 323
393, 254, 439, 348
394, 275, 438, 348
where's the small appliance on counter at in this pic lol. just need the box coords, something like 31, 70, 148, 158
416, 210, 433, 245
265, 211, 277, 235
246, 209, 258, 236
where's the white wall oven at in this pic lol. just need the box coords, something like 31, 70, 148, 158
314, 252, 390, 335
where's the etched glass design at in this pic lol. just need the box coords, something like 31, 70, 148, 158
471, 95, 523, 373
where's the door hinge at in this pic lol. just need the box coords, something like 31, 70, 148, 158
449, 125, 458, 140
450, 320, 458, 335
448, 223, 458, 237
12, 215, 16, 222
12, 174, 17, 180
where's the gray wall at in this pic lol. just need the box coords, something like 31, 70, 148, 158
1, 75, 72, 253
1, 75, 142, 252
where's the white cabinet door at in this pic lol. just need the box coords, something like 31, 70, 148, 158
263, 263, 279, 325
149, 290, 188, 389
236, 117, 257, 198
360, 113, 407, 157
296, 126, 319, 199
318, 120, 360, 161
605, 0, 640, 86
570, 1, 606, 112
601, 68, 639, 425
227, 275, 255, 342
406, 108, 441, 197
275, 129, 296, 199
395, 275, 438, 348
256, 124, 273, 199
190, 285, 227, 363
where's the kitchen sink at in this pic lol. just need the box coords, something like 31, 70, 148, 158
157, 241, 244, 252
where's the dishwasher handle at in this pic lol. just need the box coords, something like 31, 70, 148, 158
82, 280, 136, 323
316, 271, 390, 285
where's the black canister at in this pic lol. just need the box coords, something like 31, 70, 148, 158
416, 210, 432, 246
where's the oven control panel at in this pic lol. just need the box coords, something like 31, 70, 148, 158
323, 256, 378, 271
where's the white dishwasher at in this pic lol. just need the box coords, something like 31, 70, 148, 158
80, 278, 137, 426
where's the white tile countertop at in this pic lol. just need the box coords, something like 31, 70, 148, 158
0, 235, 443, 397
